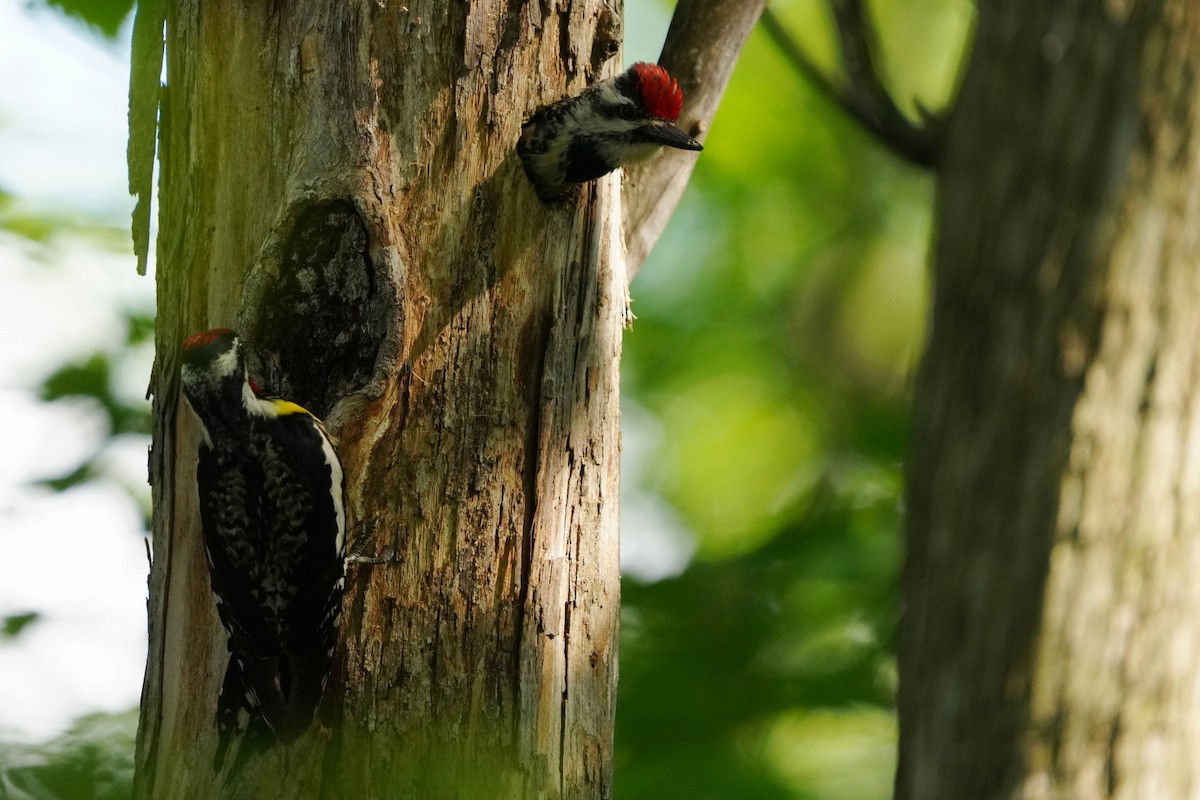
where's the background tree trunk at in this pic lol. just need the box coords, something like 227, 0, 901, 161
898, 2, 1200, 798
135, 3, 629, 797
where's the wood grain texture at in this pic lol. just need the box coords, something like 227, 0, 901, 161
136, 2, 627, 797
898, 2, 1200, 798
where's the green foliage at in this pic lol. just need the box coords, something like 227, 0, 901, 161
40, 342, 151, 438
618, 483, 900, 799
0, 189, 55, 243
1, 612, 41, 639
0, 711, 137, 800
34, 313, 153, 510
36, 0, 134, 39
614, 1, 970, 796
0, 185, 132, 249
0, 190, 118, 245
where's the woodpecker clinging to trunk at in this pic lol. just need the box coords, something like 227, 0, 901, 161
179, 328, 346, 774
517, 62, 703, 202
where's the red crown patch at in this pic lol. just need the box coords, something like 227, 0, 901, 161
631, 62, 685, 122
182, 328, 234, 351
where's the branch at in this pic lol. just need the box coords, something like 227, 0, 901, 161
622, 0, 767, 281
761, 2, 943, 170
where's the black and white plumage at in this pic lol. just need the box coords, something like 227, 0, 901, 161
179, 328, 346, 772
517, 62, 704, 202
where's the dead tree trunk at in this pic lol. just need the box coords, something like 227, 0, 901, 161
134, 3, 627, 798
129, 0, 761, 797
898, 2, 1200, 798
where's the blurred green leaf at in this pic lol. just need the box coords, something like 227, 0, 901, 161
2, 213, 59, 243
0, 192, 127, 247
42, 355, 111, 403
34, 460, 98, 493
40, 353, 151, 438
126, 312, 156, 345
0, 212, 128, 247
764, 708, 896, 800
2, 612, 41, 639
33, 347, 151, 515
0, 709, 137, 800
617, 482, 900, 799
35, 0, 135, 38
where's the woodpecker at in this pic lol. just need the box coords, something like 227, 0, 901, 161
179, 328, 346, 772
517, 62, 703, 202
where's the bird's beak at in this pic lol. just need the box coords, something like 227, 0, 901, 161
639, 120, 704, 151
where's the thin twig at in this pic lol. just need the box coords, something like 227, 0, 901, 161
758, 7, 846, 117
762, 2, 943, 168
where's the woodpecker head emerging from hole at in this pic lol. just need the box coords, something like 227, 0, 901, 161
518, 62, 703, 202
